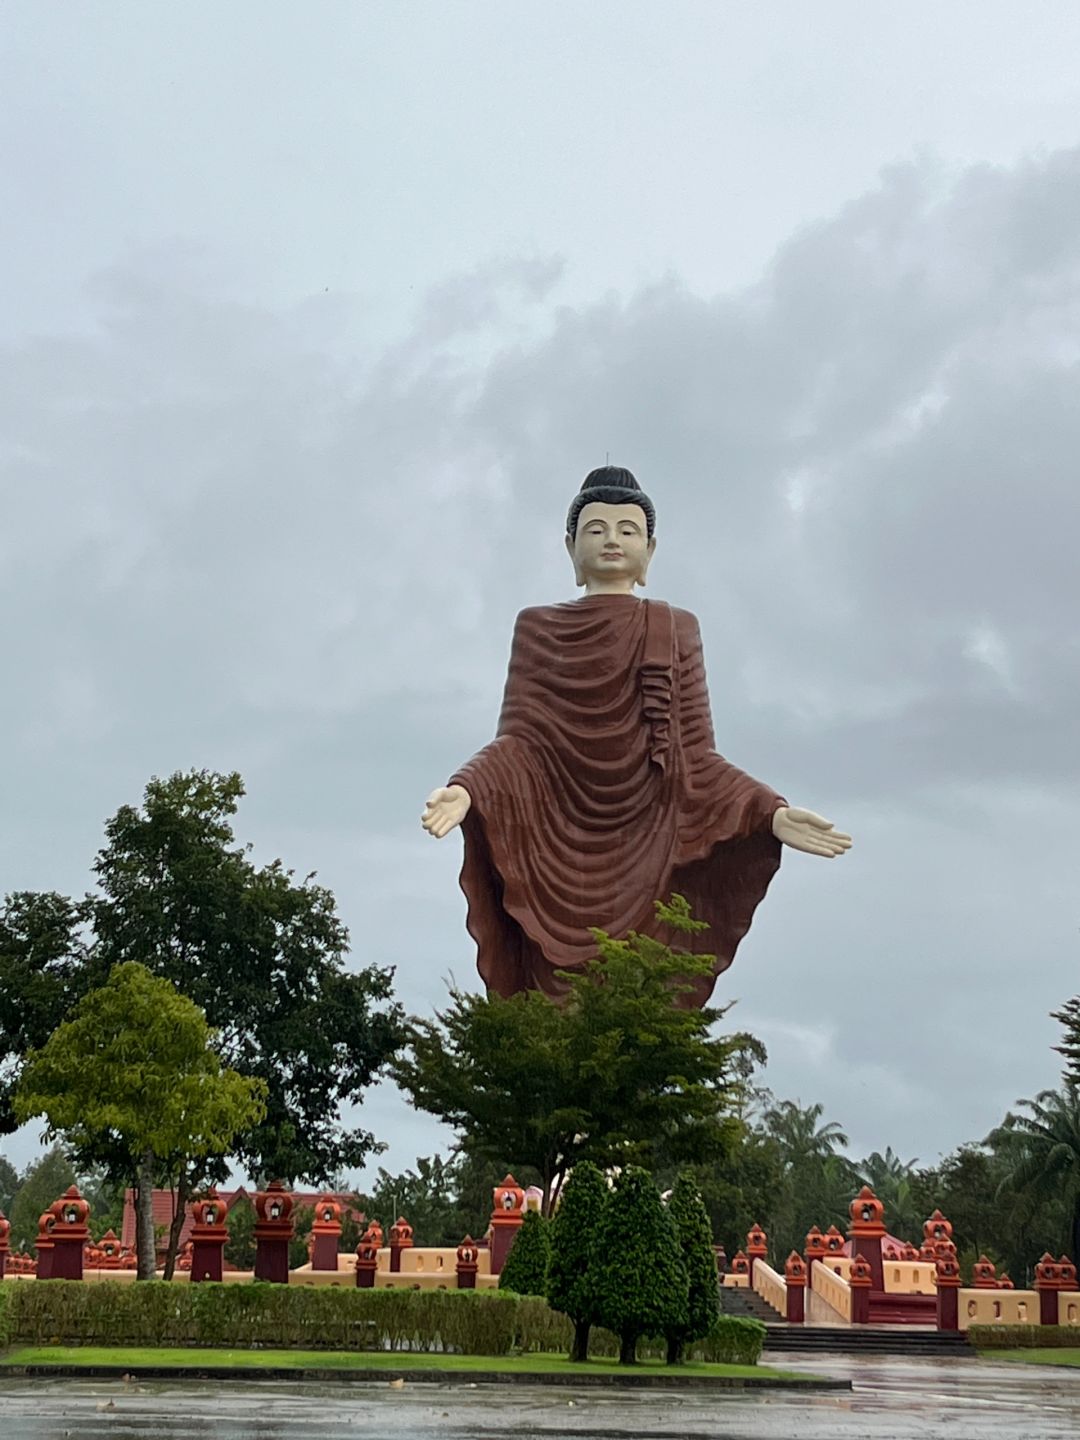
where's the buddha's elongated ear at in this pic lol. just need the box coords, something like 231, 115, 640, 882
636, 535, 657, 587
565, 531, 586, 587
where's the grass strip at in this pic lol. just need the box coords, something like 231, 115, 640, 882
980, 1348, 1080, 1369
1, 1345, 814, 1382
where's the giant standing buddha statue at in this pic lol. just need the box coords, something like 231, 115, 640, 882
421, 466, 851, 1006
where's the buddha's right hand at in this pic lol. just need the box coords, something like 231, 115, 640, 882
421, 785, 472, 838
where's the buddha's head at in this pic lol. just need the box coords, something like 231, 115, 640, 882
565, 466, 656, 593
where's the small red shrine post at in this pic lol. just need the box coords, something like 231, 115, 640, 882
804, 1226, 826, 1290
49, 1187, 90, 1280
388, 1217, 414, 1274
847, 1186, 886, 1294
355, 1225, 380, 1288
310, 1196, 343, 1271
849, 1254, 872, 1324
456, 1236, 479, 1289
189, 1189, 229, 1283
0, 1210, 10, 1280
1034, 1254, 1066, 1327
34, 1208, 57, 1280
253, 1182, 294, 1284
746, 1223, 768, 1284
489, 1174, 524, 1277
935, 1254, 962, 1331
784, 1251, 807, 1323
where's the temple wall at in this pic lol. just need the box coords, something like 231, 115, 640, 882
811, 1258, 852, 1321
881, 1260, 936, 1295
958, 1289, 1037, 1327
751, 1260, 787, 1316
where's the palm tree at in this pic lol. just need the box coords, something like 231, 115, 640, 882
759, 1100, 856, 1258
989, 1084, 1080, 1263
859, 1147, 921, 1242
763, 1100, 848, 1165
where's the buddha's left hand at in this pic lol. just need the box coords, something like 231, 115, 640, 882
772, 806, 852, 858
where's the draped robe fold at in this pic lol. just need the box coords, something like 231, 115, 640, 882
449, 593, 784, 1007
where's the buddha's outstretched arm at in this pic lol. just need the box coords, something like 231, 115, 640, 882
422, 784, 471, 839
772, 805, 852, 858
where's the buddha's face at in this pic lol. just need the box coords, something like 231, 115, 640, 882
566, 502, 654, 592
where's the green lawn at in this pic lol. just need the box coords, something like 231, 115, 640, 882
1, 1346, 807, 1381
983, 1348, 1080, 1369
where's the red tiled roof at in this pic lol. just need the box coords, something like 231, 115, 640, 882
120, 1188, 363, 1251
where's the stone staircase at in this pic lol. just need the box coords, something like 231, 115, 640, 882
718, 1284, 784, 1324
762, 1325, 971, 1356
718, 1283, 971, 1356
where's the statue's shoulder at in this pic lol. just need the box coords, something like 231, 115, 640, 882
665, 603, 703, 637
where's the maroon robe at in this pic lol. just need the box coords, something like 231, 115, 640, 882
450, 593, 784, 1006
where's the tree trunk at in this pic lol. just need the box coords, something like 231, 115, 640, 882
135, 1150, 157, 1280
619, 1332, 637, 1365
1072, 1196, 1080, 1268
666, 1334, 683, 1366
162, 1168, 192, 1281
569, 1319, 591, 1363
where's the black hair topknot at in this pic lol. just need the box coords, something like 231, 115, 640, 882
566, 466, 656, 538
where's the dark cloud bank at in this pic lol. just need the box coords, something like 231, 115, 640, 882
3, 150, 1079, 1175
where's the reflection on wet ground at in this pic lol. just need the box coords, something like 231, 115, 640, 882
1, 1354, 1078, 1439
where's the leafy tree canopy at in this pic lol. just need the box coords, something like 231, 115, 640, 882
7, 1143, 76, 1251
497, 1208, 550, 1296
546, 1159, 609, 1361
592, 1165, 687, 1364
14, 961, 267, 1276
665, 1171, 719, 1363
394, 897, 761, 1211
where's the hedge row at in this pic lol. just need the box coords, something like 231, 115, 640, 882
970, 1324, 1080, 1350
0, 1282, 764, 1364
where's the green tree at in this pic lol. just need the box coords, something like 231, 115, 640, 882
858, 1147, 921, 1242
223, 1195, 256, 1269
593, 1166, 687, 1365
665, 1171, 719, 1364
14, 961, 267, 1278
546, 1160, 609, 1362
395, 897, 760, 1213
989, 1085, 1080, 1265
7, 1144, 76, 1251
760, 1098, 858, 1258
498, 1209, 550, 1296
0, 1152, 17, 1215
1053, 997, 1080, 1087
0, 892, 91, 1132
89, 771, 405, 1187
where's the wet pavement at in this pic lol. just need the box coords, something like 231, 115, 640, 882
1, 1353, 1077, 1438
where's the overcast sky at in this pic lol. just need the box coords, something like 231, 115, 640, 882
3, 2, 1080, 1199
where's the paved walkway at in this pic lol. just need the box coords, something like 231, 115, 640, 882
1, 1354, 1078, 1437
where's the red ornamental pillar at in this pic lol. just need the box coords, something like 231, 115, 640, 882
50, 1187, 91, 1281
849, 1254, 872, 1325
456, 1236, 479, 1290
934, 1255, 962, 1331
746, 1223, 768, 1284
310, 1196, 343, 1272
388, 1217, 414, 1274
189, 1189, 229, 1283
847, 1186, 886, 1294
0, 1210, 10, 1280
355, 1226, 380, 1288
253, 1182, 294, 1284
804, 1227, 827, 1291
784, 1252, 807, 1323
489, 1174, 525, 1277
97, 1229, 122, 1270
1034, 1254, 1063, 1328
34, 1209, 57, 1281
971, 1255, 998, 1289
728, 1249, 750, 1282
